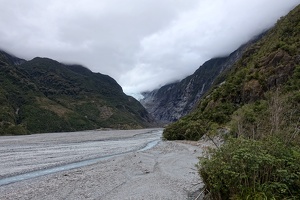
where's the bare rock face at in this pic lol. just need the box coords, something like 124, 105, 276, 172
140, 36, 263, 124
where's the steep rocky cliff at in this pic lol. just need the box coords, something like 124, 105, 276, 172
163, 4, 300, 141
140, 37, 261, 124
164, 5, 300, 199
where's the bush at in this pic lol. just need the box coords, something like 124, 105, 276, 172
199, 137, 300, 200
6, 124, 28, 135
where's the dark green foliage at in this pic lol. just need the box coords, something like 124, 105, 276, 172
163, 4, 300, 141
199, 86, 300, 199
20, 105, 71, 133
229, 100, 269, 139
285, 65, 300, 91
0, 52, 153, 135
199, 137, 300, 200
18, 57, 123, 96
163, 101, 236, 141
64, 112, 96, 131
164, 118, 206, 140
163, 4, 300, 199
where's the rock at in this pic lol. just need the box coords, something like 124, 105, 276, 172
140, 35, 263, 124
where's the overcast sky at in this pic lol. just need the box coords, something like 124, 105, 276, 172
0, 0, 299, 97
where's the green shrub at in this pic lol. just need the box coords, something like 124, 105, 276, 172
199, 137, 300, 200
5, 124, 28, 135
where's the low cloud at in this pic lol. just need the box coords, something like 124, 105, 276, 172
0, 0, 299, 95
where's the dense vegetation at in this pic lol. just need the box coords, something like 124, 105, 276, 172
199, 137, 300, 199
164, 4, 300, 199
0, 52, 153, 135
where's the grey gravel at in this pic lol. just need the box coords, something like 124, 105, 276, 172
0, 129, 204, 200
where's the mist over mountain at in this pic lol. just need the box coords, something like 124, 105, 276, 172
0, 50, 154, 135
164, 4, 300, 141
140, 34, 264, 124
160, 5, 300, 199
0, 1, 299, 95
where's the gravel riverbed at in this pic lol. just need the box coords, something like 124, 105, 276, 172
0, 128, 205, 200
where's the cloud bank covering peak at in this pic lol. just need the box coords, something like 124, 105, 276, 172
0, 0, 299, 96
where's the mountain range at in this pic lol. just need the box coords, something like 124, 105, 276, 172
0, 51, 154, 135
161, 5, 300, 199
140, 34, 264, 124
162, 4, 300, 141
1, 4, 299, 199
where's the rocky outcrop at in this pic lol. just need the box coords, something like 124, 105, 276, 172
141, 36, 263, 124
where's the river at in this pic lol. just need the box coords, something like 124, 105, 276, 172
0, 128, 204, 199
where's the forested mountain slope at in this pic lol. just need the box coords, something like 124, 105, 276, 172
0, 51, 153, 135
164, 4, 300, 142
141, 37, 261, 124
163, 4, 300, 199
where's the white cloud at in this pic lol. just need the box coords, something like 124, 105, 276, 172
0, 0, 299, 95
120, 0, 300, 93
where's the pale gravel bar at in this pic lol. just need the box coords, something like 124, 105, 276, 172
0, 129, 204, 200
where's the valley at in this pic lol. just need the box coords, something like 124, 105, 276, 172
0, 128, 204, 199
0, 2, 299, 199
